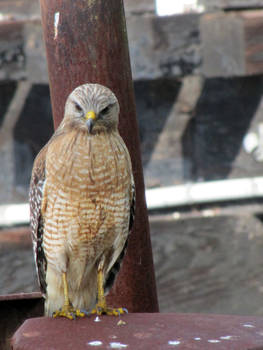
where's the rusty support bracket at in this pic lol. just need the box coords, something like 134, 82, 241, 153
39, 0, 158, 312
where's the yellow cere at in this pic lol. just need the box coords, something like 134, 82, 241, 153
85, 110, 96, 120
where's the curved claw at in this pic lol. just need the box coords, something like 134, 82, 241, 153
111, 308, 128, 316
52, 305, 87, 319
91, 306, 128, 317
80, 309, 90, 317
53, 309, 74, 320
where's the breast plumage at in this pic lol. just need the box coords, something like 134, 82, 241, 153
29, 83, 135, 319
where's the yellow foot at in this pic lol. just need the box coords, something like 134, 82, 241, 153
91, 304, 128, 316
52, 303, 88, 320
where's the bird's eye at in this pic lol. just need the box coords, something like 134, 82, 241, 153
99, 104, 112, 118
99, 104, 113, 118
74, 102, 82, 113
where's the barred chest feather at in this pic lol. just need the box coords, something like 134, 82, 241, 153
46, 130, 130, 194
42, 129, 132, 265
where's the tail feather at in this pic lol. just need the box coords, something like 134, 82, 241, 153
104, 239, 128, 295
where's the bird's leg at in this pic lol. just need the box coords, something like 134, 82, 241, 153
52, 272, 86, 319
91, 260, 128, 316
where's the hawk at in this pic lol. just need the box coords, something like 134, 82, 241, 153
29, 83, 135, 319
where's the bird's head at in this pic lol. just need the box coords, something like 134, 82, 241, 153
63, 83, 120, 134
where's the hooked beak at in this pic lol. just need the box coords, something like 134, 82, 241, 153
85, 110, 96, 133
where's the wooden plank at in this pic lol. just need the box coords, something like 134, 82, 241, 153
26, 12, 201, 82
0, 12, 201, 83
200, 0, 263, 10
124, 0, 155, 16
0, 0, 39, 20
24, 21, 48, 83
200, 12, 245, 77
0, 21, 26, 81
243, 11, 263, 74
201, 10, 263, 77
0, 0, 155, 19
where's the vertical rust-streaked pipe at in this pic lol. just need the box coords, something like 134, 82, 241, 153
39, 0, 159, 312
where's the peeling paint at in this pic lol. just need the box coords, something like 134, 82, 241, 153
94, 316, 101, 322
220, 335, 234, 340
110, 342, 128, 349
243, 324, 255, 328
208, 340, 221, 343
54, 12, 60, 39
88, 340, 103, 346
194, 337, 201, 341
168, 340, 181, 346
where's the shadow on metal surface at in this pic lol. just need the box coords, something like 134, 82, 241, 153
0, 293, 43, 350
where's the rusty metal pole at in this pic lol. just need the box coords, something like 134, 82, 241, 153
39, 0, 159, 312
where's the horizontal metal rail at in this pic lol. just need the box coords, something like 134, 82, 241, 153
2, 176, 263, 226
146, 176, 263, 210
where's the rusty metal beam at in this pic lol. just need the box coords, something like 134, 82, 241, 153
11, 313, 263, 349
39, 0, 158, 313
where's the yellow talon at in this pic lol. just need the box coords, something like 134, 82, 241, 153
91, 306, 128, 316
53, 304, 86, 320
92, 266, 128, 316
52, 272, 88, 319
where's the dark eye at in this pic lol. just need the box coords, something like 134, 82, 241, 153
74, 102, 82, 113
100, 104, 112, 117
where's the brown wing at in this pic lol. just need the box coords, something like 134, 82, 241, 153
104, 181, 136, 294
29, 145, 48, 295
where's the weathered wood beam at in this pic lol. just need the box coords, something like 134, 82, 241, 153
200, 0, 263, 10
0, 12, 202, 83
128, 13, 201, 79
124, 0, 155, 16
0, 0, 42, 20
0, 21, 26, 81
201, 10, 263, 77
25, 13, 201, 82
7, 5, 263, 81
